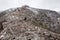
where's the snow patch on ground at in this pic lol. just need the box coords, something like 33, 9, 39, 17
26, 7, 38, 15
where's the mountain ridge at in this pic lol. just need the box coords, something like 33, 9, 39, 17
0, 5, 60, 40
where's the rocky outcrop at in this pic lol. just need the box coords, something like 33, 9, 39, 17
0, 5, 60, 40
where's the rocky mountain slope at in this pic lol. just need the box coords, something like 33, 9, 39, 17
0, 5, 60, 40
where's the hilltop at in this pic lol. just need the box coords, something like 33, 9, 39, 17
0, 5, 60, 40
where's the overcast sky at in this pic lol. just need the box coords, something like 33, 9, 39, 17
0, 0, 60, 11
